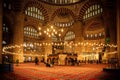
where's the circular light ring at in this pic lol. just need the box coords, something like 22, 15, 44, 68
3, 42, 117, 55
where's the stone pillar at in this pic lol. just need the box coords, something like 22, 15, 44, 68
103, 1, 117, 52
74, 21, 83, 54
0, 0, 2, 64
12, 12, 24, 63
117, 0, 120, 67
44, 39, 52, 63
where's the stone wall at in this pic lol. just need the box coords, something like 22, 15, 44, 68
0, 0, 2, 64
117, 0, 120, 66
74, 21, 83, 54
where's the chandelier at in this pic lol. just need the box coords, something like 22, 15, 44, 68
38, 25, 64, 38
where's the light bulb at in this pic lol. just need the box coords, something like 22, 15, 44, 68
47, 28, 49, 32
38, 27, 41, 30
49, 35, 51, 37
39, 32, 42, 35
59, 34, 61, 36
53, 29, 55, 32
51, 26, 53, 29
44, 31, 46, 33
61, 28, 64, 32
55, 31, 57, 34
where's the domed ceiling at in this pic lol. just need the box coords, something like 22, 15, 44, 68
39, 0, 84, 5
51, 8, 75, 28
53, 11, 74, 27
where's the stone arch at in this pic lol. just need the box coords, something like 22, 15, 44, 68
51, 7, 76, 21
64, 30, 76, 41
83, 20, 105, 39
78, 0, 103, 21
24, 24, 38, 31
23, 25, 39, 39
23, 1, 49, 24
84, 20, 104, 32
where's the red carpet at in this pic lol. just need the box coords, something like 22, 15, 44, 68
0, 63, 120, 80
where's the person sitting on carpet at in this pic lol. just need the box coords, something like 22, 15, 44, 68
35, 57, 39, 65
44, 62, 53, 67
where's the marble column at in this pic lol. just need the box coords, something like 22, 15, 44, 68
0, 0, 2, 64
12, 12, 24, 63
117, 0, 120, 66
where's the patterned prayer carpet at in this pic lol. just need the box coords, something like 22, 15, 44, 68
0, 63, 120, 80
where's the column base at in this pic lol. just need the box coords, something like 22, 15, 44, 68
0, 64, 13, 72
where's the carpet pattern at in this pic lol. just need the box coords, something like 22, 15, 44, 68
0, 63, 120, 80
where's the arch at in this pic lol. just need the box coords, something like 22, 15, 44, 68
24, 24, 38, 31
64, 30, 75, 41
24, 25, 39, 39
78, 0, 102, 21
84, 20, 104, 32
83, 20, 105, 39
24, 25, 38, 31
39, 0, 83, 5
51, 8, 76, 21
23, 1, 49, 24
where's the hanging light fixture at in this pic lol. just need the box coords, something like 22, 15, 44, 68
38, 25, 64, 38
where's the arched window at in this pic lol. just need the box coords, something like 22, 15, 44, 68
24, 26, 39, 38
41, 0, 80, 4
54, 20, 74, 27
83, 4, 103, 20
64, 31, 75, 41
85, 31, 105, 39
25, 7, 44, 20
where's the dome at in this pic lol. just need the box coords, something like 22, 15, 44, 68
40, 0, 83, 5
